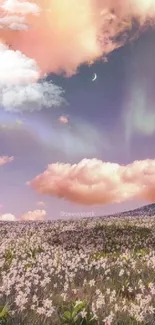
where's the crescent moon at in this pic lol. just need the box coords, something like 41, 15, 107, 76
92, 73, 97, 81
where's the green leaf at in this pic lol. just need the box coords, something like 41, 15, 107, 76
63, 311, 72, 320
0, 305, 8, 319
72, 301, 86, 317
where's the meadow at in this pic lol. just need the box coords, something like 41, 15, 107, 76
1, 214, 155, 325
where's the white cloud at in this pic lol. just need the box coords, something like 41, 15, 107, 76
0, 209, 47, 222
0, 213, 17, 221
1, 0, 41, 15
0, 43, 65, 112
1, 81, 65, 112
0, 0, 66, 113
0, 43, 40, 85
0, 15, 29, 30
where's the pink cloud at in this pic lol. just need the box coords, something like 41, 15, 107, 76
1, 0, 41, 15
0, 155, 14, 166
1, 0, 155, 76
58, 115, 69, 124
20, 209, 46, 221
37, 201, 45, 207
29, 158, 155, 205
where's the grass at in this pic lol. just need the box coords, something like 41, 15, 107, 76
1, 215, 155, 324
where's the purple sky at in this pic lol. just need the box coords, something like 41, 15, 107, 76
1, 28, 155, 220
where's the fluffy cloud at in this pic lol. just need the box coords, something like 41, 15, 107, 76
1, 80, 65, 112
29, 158, 155, 205
0, 210, 47, 222
0, 43, 40, 85
1, 0, 155, 76
0, 213, 17, 221
0, 0, 40, 31
0, 0, 155, 110
0, 155, 14, 166
0, 15, 29, 30
0, 44, 65, 112
0, 1, 65, 112
20, 209, 46, 221
1, 0, 41, 15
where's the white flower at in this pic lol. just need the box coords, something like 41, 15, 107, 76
80, 309, 87, 318
36, 307, 46, 315
89, 279, 95, 287
128, 287, 133, 292
119, 269, 124, 276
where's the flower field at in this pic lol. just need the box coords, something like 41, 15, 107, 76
1, 214, 155, 324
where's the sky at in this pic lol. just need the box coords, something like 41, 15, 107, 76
1, 0, 155, 221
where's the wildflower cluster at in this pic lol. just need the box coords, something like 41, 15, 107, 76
0, 214, 155, 324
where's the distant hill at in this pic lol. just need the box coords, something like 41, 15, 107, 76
115, 203, 155, 218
